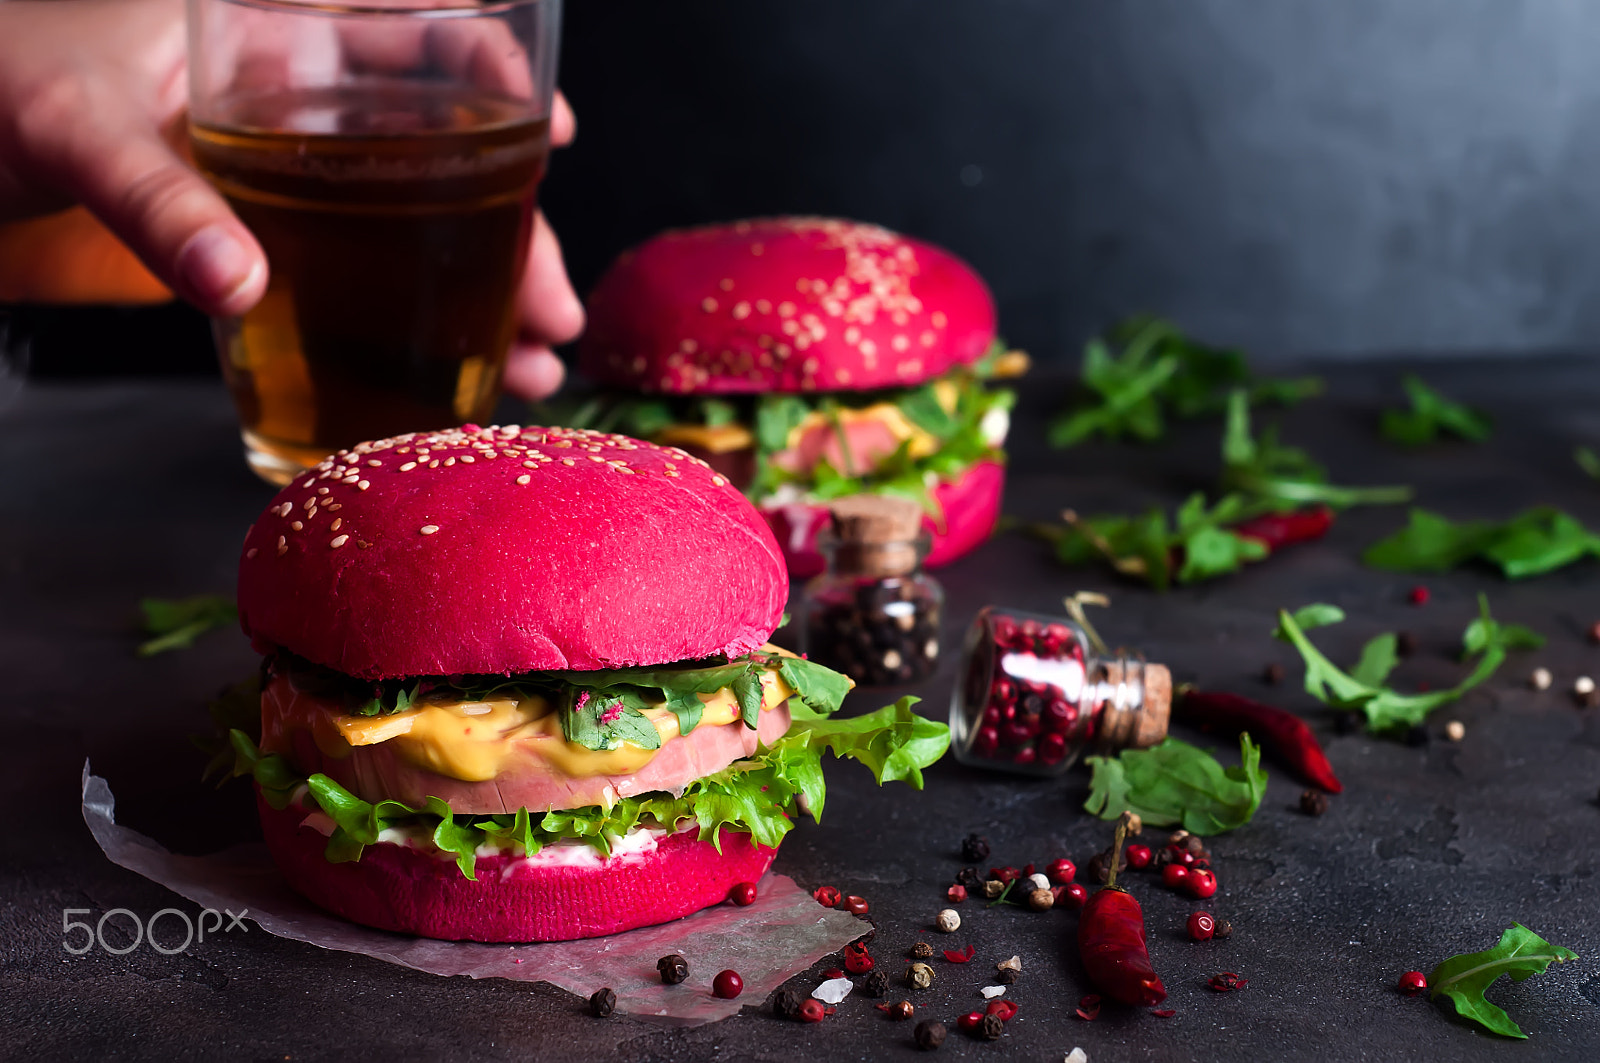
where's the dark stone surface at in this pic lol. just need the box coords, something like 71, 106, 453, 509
3, 359, 1600, 1060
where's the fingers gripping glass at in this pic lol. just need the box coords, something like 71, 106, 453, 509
187, 0, 563, 484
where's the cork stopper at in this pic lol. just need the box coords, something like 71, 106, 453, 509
829, 495, 923, 544
827, 496, 923, 578
1096, 660, 1171, 750
1134, 663, 1172, 748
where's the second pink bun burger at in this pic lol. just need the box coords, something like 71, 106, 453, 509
227, 424, 949, 942
564, 217, 1027, 576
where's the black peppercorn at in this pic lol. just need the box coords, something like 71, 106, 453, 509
1405, 724, 1429, 747
1261, 662, 1285, 685
909, 941, 935, 960
978, 1014, 1004, 1040
1299, 789, 1329, 816
1214, 918, 1234, 939
772, 988, 804, 1020
955, 866, 984, 891
862, 969, 890, 997
588, 987, 617, 1018
656, 954, 688, 985
961, 833, 990, 862
1396, 631, 1418, 657
914, 1019, 947, 1050
997, 968, 1018, 985
1086, 846, 1126, 884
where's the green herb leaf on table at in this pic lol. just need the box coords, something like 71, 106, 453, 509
1083, 734, 1267, 834
1364, 507, 1600, 578
1273, 594, 1541, 733
1428, 924, 1578, 1038
1575, 446, 1600, 480
1380, 374, 1492, 446
138, 595, 237, 656
1049, 317, 1321, 448
1221, 391, 1412, 510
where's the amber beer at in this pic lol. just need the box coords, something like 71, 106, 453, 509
191, 83, 549, 482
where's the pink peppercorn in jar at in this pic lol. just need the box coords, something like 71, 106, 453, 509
950, 606, 1171, 776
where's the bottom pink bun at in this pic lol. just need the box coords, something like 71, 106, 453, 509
259, 792, 778, 942
763, 459, 1005, 579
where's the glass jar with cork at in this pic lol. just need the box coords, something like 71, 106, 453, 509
799, 496, 943, 686
949, 602, 1170, 776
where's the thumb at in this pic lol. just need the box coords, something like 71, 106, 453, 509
19, 84, 266, 315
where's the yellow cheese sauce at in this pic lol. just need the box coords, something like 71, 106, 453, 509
320, 651, 797, 782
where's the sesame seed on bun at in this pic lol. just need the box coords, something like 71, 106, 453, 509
237, 424, 787, 680
579, 217, 997, 394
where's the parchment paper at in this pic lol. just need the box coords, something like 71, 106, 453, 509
81, 764, 862, 1025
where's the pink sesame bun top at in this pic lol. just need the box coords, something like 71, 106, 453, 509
578, 217, 997, 394
237, 425, 787, 680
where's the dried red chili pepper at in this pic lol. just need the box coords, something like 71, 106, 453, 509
844, 942, 874, 974
1074, 994, 1101, 1021
1077, 815, 1167, 1007
1230, 506, 1334, 552
1176, 689, 1343, 793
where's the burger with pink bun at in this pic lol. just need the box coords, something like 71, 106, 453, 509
227, 423, 948, 942
555, 217, 1027, 576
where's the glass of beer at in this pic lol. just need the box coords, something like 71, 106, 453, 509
186, 0, 563, 483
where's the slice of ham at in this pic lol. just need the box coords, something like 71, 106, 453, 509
769, 414, 909, 478
260, 676, 793, 815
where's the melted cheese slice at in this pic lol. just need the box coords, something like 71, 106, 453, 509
327, 653, 797, 782
655, 422, 756, 454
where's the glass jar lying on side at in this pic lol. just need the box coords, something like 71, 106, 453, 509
950, 606, 1169, 776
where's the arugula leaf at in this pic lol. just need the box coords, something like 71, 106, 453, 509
1428, 924, 1578, 1038
138, 595, 237, 656
1273, 595, 1541, 733
776, 655, 854, 715
561, 689, 663, 752
1349, 633, 1400, 688
1381, 374, 1492, 446
1365, 507, 1600, 578
1221, 390, 1412, 510
1049, 317, 1321, 447
1047, 493, 1266, 590
1083, 734, 1267, 834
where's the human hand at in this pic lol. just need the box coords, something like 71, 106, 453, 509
0, 0, 580, 400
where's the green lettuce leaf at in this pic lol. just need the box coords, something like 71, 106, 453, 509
1428, 924, 1578, 1038
1084, 734, 1266, 834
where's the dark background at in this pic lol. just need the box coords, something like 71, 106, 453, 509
20, 0, 1600, 376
